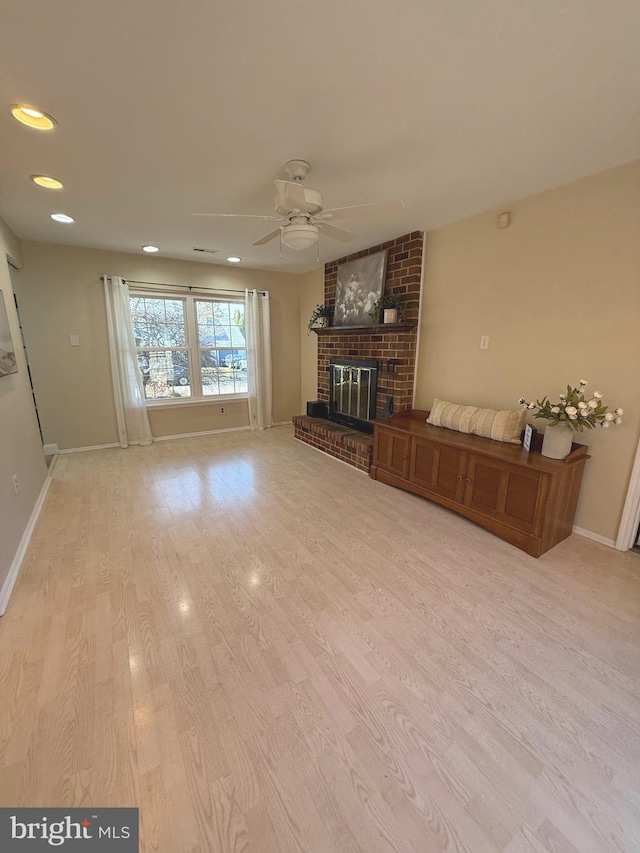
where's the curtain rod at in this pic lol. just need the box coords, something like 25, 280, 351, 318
100, 275, 265, 296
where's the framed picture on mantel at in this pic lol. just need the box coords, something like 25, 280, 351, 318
334, 250, 387, 327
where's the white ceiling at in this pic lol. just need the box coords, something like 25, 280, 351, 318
1, 1, 639, 274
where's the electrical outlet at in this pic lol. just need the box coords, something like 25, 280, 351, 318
12, 475, 19, 495
480, 335, 490, 350
220, 407, 225, 415
69, 335, 79, 346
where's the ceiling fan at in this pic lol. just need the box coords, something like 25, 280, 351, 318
192, 159, 405, 251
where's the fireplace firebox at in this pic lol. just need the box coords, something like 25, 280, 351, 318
329, 358, 378, 434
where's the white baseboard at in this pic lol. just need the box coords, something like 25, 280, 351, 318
152, 425, 251, 442
56, 421, 292, 453
43, 443, 59, 456
58, 442, 121, 454
572, 525, 616, 549
0, 473, 52, 616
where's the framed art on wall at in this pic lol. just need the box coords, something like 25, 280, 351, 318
0, 290, 18, 378
333, 250, 387, 327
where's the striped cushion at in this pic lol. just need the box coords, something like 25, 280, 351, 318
427, 398, 525, 444
427, 399, 478, 433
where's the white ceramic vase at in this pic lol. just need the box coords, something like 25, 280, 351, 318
541, 424, 574, 459
383, 308, 398, 324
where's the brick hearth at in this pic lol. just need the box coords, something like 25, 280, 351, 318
293, 416, 374, 473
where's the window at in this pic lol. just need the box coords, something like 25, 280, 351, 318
130, 293, 247, 403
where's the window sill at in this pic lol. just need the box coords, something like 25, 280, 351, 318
146, 395, 248, 410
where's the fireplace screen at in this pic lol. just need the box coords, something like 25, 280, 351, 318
329, 358, 378, 432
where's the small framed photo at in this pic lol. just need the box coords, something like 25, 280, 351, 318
523, 424, 537, 452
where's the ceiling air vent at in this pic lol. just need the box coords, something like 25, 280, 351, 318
193, 247, 219, 254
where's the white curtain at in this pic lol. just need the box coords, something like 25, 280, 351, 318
104, 276, 152, 448
244, 289, 273, 430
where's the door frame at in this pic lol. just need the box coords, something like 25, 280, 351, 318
615, 435, 640, 550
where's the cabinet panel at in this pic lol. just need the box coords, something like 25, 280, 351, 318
410, 437, 466, 502
374, 428, 411, 479
504, 471, 541, 526
464, 454, 542, 533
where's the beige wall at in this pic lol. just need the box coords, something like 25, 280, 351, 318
0, 220, 48, 593
15, 242, 302, 449
415, 160, 640, 541
298, 267, 324, 406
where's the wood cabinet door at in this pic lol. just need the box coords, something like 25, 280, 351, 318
374, 428, 411, 479
463, 454, 544, 532
409, 437, 467, 502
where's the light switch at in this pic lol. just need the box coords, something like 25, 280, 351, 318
480, 335, 489, 349
69, 335, 79, 346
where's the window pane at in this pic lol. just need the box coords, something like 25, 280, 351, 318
230, 305, 246, 346
200, 349, 220, 396
196, 300, 245, 350
226, 349, 247, 394
130, 297, 186, 347
138, 349, 191, 399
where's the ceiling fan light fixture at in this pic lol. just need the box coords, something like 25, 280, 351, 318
226, 256, 241, 263
281, 223, 319, 251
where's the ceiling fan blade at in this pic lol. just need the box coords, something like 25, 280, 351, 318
252, 228, 281, 246
319, 222, 357, 242
274, 179, 307, 212
191, 213, 281, 220
319, 199, 405, 221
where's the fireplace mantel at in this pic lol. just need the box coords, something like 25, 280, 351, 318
312, 322, 417, 336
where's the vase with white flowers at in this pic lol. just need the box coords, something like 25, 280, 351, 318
519, 380, 623, 459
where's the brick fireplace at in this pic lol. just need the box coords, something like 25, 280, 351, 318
293, 231, 423, 471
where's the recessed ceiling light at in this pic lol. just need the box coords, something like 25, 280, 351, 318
31, 175, 64, 190
10, 104, 56, 130
50, 213, 74, 224
226, 256, 241, 263
142, 245, 159, 253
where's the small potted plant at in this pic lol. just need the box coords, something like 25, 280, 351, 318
369, 293, 405, 327
519, 379, 623, 459
307, 304, 333, 334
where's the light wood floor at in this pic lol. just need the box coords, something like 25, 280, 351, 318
1, 426, 639, 852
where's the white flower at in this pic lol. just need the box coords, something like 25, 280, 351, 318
551, 406, 560, 414
615, 417, 623, 425
559, 394, 567, 401
588, 399, 598, 408
568, 413, 578, 419
593, 391, 603, 399
615, 407, 623, 416
527, 402, 536, 410
604, 412, 614, 421
565, 406, 578, 416
601, 421, 610, 429
518, 397, 526, 405
577, 401, 587, 409
579, 379, 588, 386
